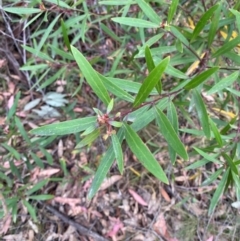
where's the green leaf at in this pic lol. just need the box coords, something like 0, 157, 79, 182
208, 4, 221, 47
208, 168, 230, 215
170, 26, 189, 46
207, 71, 239, 94
133, 57, 170, 107
222, 153, 238, 174
202, 168, 223, 186
124, 123, 168, 183
112, 17, 159, 28
30, 116, 97, 136
209, 118, 223, 147
191, 4, 219, 41
71, 46, 110, 106
61, 19, 71, 52
22, 200, 38, 222
88, 128, 125, 199
167, 0, 179, 24
26, 179, 49, 196
184, 67, 219, 90
36, 14, 60, 55
193, 89, 211, 138
212, 36, 240, 58
145, 46, 155, 72
7, 92, 21, 121
155, 107, 188, 160
100, 75, 134, 102
167, 101, 178, 164
136, 0, 161, 24
30, 151, 44, 168
229, 9, 240, 35
111, 134, 124, 175
3, 7, 42, 15
74, 129, 100, 150
28, 195, 54, 200
1, 143, 21, 160
145, 46, 162, 94
107, 99, 114, 114
193, 147, 221, 164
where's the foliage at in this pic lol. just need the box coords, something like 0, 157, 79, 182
1, 0, 240, 230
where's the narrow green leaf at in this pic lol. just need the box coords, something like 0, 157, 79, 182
229, 9, 240, 35
167, 102, 178, 164
112, 17, 159, 28
133, 57, 170, 107
111, 134, 124, 175
208, 168, 230, 215
184, 67, 219, 90
39, 147, 53, 165
107, 99, 114, 114
7, 92, 21, 121
28, 195, 54, 200
61, 19, 71, 52
100, 23, 122, 42
202, 168, 223, 186
74, 129, 100, 150
170, 26, 189, 46
100, 75, 134, 102
208, 4, 221, 47
30, 151, 44, 168
88, 128, 125, 199
193, 89, 211, 139
30, 116, 97, 136
124, 123, 168, 183
193, 147, 221, 164
168, 0, 179, 24
22, 200, 38, 222
155, 107, 188, 160
36, 15, 60, 55
136, 0, 161, 24
1, 143, 21, 160
26, 179, 49, 195
212, 36, 240, 58
145, 46, 155, 72
207, 71, 239, 94
222, 153, 238, 174
0, 171, 13, 187
209, 118, 223, 147
3, 7, 42, 15
191, 4, 219, 41
71, 46, 110, 106
145, 46, 162, 93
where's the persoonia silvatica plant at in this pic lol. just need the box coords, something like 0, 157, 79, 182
30, 45, 189, 199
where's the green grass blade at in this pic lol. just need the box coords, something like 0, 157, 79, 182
155, 107, 188, 160
71, 46, 110, 106
136, 0, 161, 24
124, 123, 168, 183
193, 89, 211, 139
209, 118, 223, 147
133, 57, 169, 107
3, 7, 42, 15
22, 200, 38, 222
30, 116, 97, 136
208, 168, 230, 215
112, 17, 159, 28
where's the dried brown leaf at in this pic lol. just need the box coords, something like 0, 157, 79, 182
128, 189, 148, 206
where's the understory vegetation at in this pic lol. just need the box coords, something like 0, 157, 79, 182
1, 0, 240, 240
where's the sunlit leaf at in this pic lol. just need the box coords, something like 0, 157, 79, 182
112, 17, 159, 28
